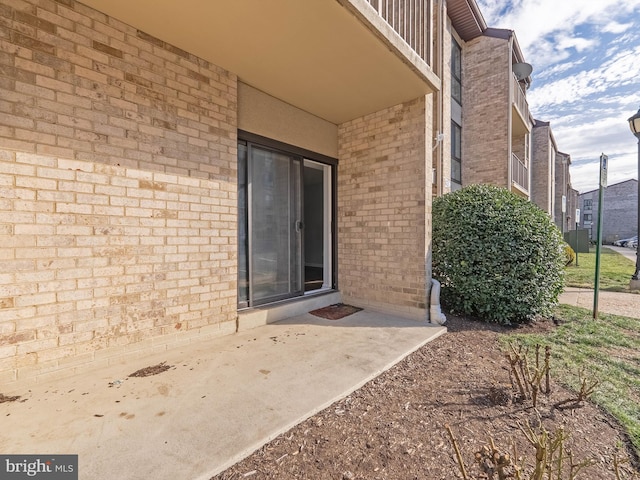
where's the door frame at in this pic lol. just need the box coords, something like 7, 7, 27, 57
237, 130, 338, 308
303, 159, 333, 291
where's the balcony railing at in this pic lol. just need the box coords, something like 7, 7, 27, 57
511, 153, 529, 192
366, 0, 431, 65
511, 75, 529, 122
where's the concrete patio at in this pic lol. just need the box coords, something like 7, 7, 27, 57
0, 310, 445, 480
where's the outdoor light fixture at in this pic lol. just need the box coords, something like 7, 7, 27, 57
628, 107, 640, 281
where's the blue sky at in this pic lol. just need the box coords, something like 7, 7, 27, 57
476, 0, 640, 193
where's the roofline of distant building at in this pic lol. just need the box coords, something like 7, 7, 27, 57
579, 178, 638, 195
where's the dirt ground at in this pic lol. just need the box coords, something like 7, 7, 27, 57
213, 314, 640, 480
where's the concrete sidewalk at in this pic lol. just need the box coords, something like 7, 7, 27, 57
559, 246, 640, 319
606, 245, 637, 263
559, 287, 640, 319
0, 310, 445, 480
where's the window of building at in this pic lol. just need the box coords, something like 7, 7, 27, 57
451, 121, 462, 189
583, 213, 592, 222
583, 199, 592, 210
451, 38, 462, 105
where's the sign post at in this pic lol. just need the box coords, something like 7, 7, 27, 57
575, 208, 580, 267
593, 153, 608, 320
562, 195, 567, 236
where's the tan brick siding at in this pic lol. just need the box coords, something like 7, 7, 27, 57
431, 8, 453, 196
337, 97, 432, 319
554, 153, 572, 230
0, 0, 237, 178
0, 0, 237, 383
531, 124, 553, 214
461, 35, 510, 187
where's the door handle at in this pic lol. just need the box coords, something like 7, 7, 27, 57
295, 221, 304, 232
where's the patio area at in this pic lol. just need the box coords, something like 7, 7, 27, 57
0, 310, 445, 480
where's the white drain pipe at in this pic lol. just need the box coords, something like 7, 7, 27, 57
430, 278, 447, 325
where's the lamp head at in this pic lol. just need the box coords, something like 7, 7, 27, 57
629, 107, 640, 139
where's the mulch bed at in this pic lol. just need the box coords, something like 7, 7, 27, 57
213, 314, 639, 480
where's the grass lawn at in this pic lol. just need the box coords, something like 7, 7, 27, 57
564, 247, 638, 292
503, 304, 640, 457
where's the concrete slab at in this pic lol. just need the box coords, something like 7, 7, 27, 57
0, 310, 445, 480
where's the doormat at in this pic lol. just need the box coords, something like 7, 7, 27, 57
310, 303, 363, 320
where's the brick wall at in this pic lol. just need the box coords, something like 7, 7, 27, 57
554, 153, 570, 230
0, 0, 238, 383
531, 124, 553, 214
462, 35, 510, 187
580, 180, 638, 241
430, 8, 454, 196
337, 97, 432, 319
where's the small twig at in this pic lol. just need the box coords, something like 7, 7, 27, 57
445, 424, 469, 480
544, 345, 551, 395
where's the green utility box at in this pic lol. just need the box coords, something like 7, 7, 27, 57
564, 229, 590, 253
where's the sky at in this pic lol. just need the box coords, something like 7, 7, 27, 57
476, 0, 640, 194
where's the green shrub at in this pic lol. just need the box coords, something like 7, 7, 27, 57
563, 243, 576, 266
432, 184, 565, 324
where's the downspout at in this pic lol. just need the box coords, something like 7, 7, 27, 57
430, 278, 447, 325
427, 0, 446, 326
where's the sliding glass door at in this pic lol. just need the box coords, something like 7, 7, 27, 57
238, 137, 334, 308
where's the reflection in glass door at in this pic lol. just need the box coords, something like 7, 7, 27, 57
239, 144, 303, 306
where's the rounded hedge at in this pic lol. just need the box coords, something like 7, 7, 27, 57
432, 184, 565, 324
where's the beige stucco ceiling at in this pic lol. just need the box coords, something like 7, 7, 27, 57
78, 0, 439, 124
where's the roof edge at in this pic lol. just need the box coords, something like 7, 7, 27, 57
446, 0, 487, 41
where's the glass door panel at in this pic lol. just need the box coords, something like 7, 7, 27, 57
248, 146, 302, 305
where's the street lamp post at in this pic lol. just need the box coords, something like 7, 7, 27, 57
628, 107, 640, 283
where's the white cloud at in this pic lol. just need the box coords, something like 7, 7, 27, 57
533, 57, 586, 81
602, 21, 633, 34
555, 35, 595, 53
527, 45, 640, 110
476, 0, 640, 68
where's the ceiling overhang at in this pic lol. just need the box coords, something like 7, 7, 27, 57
78, 0, 440, 124
446, 0, 487, 41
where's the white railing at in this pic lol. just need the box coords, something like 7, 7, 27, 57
511, 75, 529, 122
511, 153, 529, 191
366, 0, 431, 65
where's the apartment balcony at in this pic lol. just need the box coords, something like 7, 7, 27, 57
511, 75, 531, 136
511, 153, 529, 194
79, 0, 440, 124
365, 0, 431, 64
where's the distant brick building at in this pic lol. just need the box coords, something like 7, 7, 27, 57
530, 120, 556, 217
526, 120, 577, 232
451, 27, 533, 198
579, 179, 638, 242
